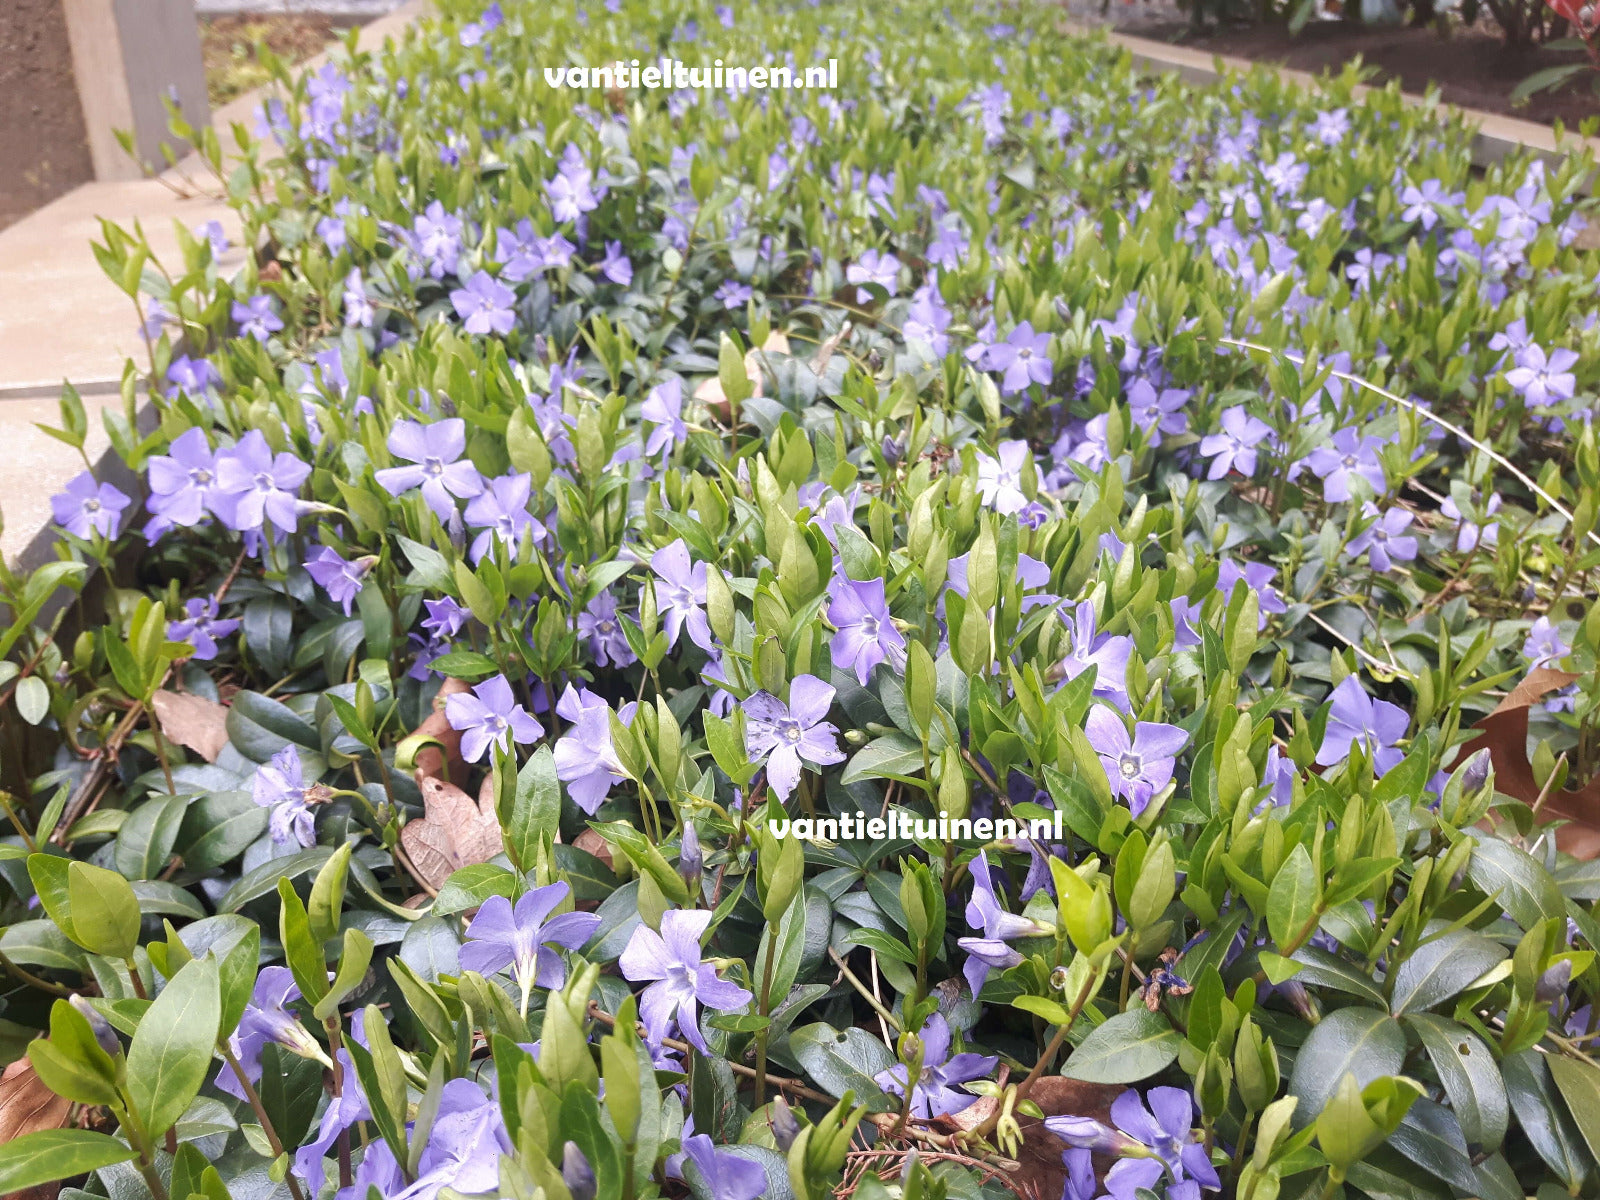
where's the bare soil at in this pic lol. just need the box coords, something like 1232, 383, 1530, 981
0, 0, 95, 233
200, 14, 342, 107
1093, 4, 1600, 129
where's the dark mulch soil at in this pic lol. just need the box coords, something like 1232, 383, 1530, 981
0, 0, 94, 233
1106, 11, 1600, 129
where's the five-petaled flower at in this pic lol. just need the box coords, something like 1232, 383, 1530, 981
445, 674, 544, 762
742, 675, 846, 803
619, 907, 753, 1054
873, 1012, 998, 1118
1085, 706, 1189, 816
1317, 675, 1408, 776
459, 881, 601, 1014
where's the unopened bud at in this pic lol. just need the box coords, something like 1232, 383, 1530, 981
679, 820, 703, 889
70, 994, 121, 1058
562, 1142, 596, 1200
770, 1095, 801, 1151
1537, 959, 1574, 1005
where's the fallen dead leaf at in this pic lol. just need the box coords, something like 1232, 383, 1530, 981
1457, 666, 1600, 859
944, 1075, 1123, 1200
0, 1057, 74, 1200
398, 770, 504, 891
150, 690, 230, 762
573, 827, 615, 872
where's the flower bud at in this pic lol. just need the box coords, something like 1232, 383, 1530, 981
70, 994, 121, 1058
562, 1142, 596, 1200
1536, 959, 1574, 1005
679, 820, 703, 890
770, 1095, 801, 1151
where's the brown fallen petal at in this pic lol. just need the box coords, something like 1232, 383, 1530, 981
150, 690, 230, 763
0, 1057, 74, 1199
1457, 666, 1600, 859
573, 827, 615, 872
695, 330, 792, 421
398, 770, 504, 891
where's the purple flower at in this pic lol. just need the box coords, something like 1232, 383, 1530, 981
460, 881, 600, 1005
553, 685, 633, 815
958, 851, 1051, 997
578, 590, 635, 668
1346, 504, 1417, 572
464, 472, 539, 562
1440, 491, 1501, 553
641, 378, 687, 458
343, 269, 374, 328
1060, 601, 1134, 711
1198, 407, 1270, 479
1169, 596, 1203, 650
451, 270, 517, 336
374, 418, 484, 520
846, 248, 901, 301
422, 596, 468, 640
1302, 428, 1387, 502
164, 354, 223, 399
233, 295, 284, 341
619, 908, 753, 1054
1524, 616, 1569, 666
986, 322, 1052, 396
547, 151, 601, 223
1047, 1088, 1220, 1200
167, 596, 239, 660
214, 431, 312, 533
216, 967, 326, 1103
828, 577, 906, 684
714, 280, 753, 310
1506, 344, 1578, 408
445, 674, 544, 763
1128, 379, 1189, 447
413, 200, 463, 278
680, 1135, 766, 1200
1085, 706, 1188, 816
873, 1013, 997, 1119
976, 440, 1032, 514
1317, 675, 1408, 775
652, 539, 715, 653
340, 1078, 509, 1200
903, 277, 952, 357
598, 240, 633, 285
52, 471, 130, 540
253, 746, 316, 852
304, 546, 375, 616
1216, 560, 1287, 624
742, 675, 845, 802
146, 428, 222, 530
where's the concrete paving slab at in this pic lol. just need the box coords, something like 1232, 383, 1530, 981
195, 0, 405, 15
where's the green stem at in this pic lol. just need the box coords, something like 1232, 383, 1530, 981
753, 928, 780, 1107
826, 947, 902, 1033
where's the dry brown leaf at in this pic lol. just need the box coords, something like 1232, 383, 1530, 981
150, 690, 230, 763
399, 770, 504, 891
0, 1057, 74, 1200
1457, 666, 1600, 859
573, 827, 615, 872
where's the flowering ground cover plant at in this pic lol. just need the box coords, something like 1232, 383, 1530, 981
4, 0, 1600, 1198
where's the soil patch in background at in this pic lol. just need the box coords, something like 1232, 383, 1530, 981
200, 14, 344, 107
0, 0, 95, 234
1086, 2, 1600, 129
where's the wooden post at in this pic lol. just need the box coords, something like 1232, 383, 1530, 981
60, 0, 210, 181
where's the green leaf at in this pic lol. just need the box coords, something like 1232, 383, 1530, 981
1408, 1013, 1507, 1150
27, 853, 77, 944
425, 649, 501, 680
279, 876, 329, 1006
219, 846, 334, 911
1287, 946, 1386, 1007
789, 1023, 895, 1109
114, 792, 191, 880
433, 863, 518, 915
180, 790, 267, 871
1286, 1007, 1405, 1123
313, 927, 375, 1020
840, 926, 917, 965
0, 1130, 136, 1191
67, 861, 140, 958
1466, 836, 1565, 931
589, 820, 690, 905
15, 675, 49, 725
839, 733, 925, 785
126, 955, 222, 1139
1389, 930, 1507, 1015
1266, 842, 1319, 951
1547, 1054, 1600, 1170
1062, 1009, 1181, 1083
1505, 1049, 1592, 1190
504, 744, 560, 872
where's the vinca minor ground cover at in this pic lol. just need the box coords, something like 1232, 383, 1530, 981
3, 1, 1600, 1199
